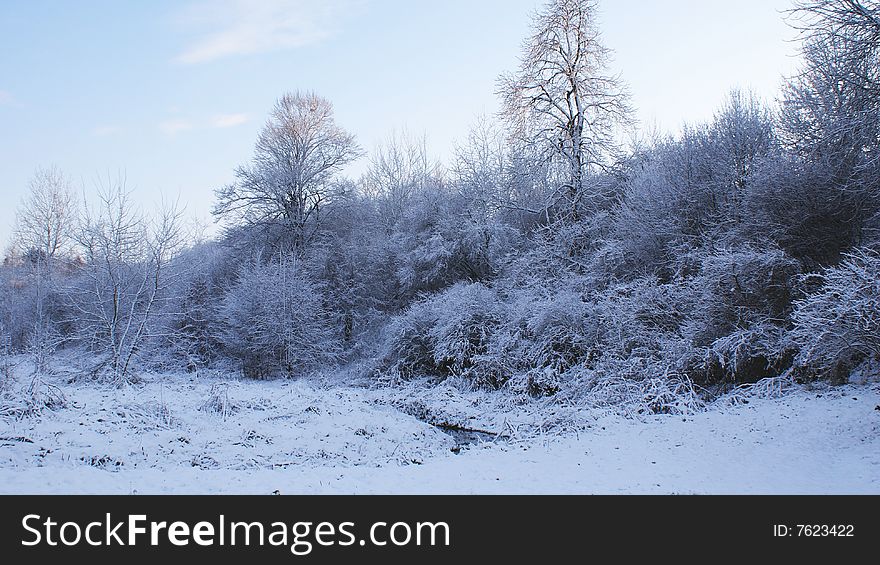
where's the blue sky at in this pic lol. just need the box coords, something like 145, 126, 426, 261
0, 0, 799, 248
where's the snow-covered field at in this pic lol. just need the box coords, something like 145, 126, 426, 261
1, 366, 878, 494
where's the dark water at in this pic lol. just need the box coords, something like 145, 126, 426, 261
433, 423, 498, 449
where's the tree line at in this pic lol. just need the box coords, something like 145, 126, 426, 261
2, 0, 878, 409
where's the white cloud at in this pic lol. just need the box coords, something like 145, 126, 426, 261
174, 0, 357, 64
0, 90, 13, 105
211, 113, 248, 128
159, 119, 195, 135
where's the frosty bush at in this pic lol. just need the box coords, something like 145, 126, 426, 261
687, 246, 801, 383
378, 283, 503, 387
637, 373, 705, 415
428, 283, 503, 386
790, 248, 880, 382
219, 256, 339, 378
702, 323, 793, 384
595, 278, 693, 357
693, 246, 799, 333
378, 299, 437, 381
390, 193, 503, 302
478, 279, 701, 400
155, 242, 230, 371
718, 374, 798, 407
557, 369, 704, 417
486, 289, 599, 396
506, 278, 707, 405
517, 290, 598, 372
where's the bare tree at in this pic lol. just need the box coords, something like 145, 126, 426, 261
214, 91, 363, 251
789, 1, 880, 91
778, 0, 880, 259
454, 115, 508, 217
362, 129, 436, 228
784, 0, 880, 163
13, 166, 77, 262
706, 89, 777, 231
12, 167, 78, 372
67, 178, 184, 384
498, 0, 630, 220
711, 90, 776, 193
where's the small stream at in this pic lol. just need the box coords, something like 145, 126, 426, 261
432, 423, 500, 450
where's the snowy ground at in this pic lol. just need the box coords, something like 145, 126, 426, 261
1, 365, 878, 494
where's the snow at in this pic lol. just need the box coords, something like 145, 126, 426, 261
1, 368, 878, 494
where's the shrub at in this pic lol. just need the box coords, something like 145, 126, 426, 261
219, 256, 339, 377
484, 289, 599, 396
702, 323, 794, 384
379, 299, 438, 381
790, 248, 880, 382
378, 283, 503, 387
428, 283, 503, 385
685, 246, 801, 383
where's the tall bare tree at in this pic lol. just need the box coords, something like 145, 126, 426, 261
780, 0, 880, 258
453, 115, 508, 217
14, 166, 77, 263
12, 167, 78, 372
362, 130, 436, 229
790, 0, 880, 88
68, 178, 184, 384
784, 0, 880, 163
214, 91, 363, 251
499, 0, 630, 220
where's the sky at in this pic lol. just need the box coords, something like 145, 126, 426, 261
0, 0, 801, 249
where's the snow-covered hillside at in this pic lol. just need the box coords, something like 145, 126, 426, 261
2, 367, 877, 494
